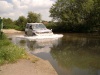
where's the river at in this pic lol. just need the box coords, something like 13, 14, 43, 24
11, 33, 100, 75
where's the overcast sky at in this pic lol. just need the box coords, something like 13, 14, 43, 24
0, 0, 56, 21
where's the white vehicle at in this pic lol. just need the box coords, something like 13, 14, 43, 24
25, 23, 53, 36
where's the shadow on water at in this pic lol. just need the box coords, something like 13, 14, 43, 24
11, 33, 100, 75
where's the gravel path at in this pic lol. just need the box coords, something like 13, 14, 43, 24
0, 59, 57, 75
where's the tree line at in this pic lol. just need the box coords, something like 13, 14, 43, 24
2, 11, 41, 31
1, 0, 100, 33
49, 0, 100, 33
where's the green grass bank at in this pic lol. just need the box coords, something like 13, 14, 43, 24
0, 33, 26, 65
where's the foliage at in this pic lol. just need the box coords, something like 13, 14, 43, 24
0, 17, 3, 31
50, 0, 100, 33
1, 11, 41, 31
0, 1, 99, 33
0, 33, 25, 65
3, 18, 17, 29
85, 0, 100, 32
27, 11, 41, 23
15, 16, 27, 31
45, 22, 58, 32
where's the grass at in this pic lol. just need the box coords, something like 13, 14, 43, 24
0, 33, 26, 65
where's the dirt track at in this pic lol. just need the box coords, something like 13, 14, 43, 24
0, 59, 57, 75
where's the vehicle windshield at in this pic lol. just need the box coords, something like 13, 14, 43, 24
32, 24, 46, 30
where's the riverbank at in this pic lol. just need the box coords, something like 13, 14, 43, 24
0, 29, 58, 75
0, 33, 25, 65
0, 59, 57, 75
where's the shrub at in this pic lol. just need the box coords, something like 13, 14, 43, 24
0, 34, 25, 65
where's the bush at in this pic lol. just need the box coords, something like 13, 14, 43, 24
0, 32, 6, 40
46, 22, 96, 33
0, 34, 25, 65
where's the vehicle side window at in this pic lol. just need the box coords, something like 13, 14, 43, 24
29, 25, 32, 29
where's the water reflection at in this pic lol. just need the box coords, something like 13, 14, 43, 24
51, 34, 100, 75
12, 34, 100, 75
26, 39, 61, 54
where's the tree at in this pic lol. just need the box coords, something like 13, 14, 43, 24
16, 16, 27, 26
85, 0, 100, 32
27, 11, 41, 23
15, 16, 27, 30
49, 0, 99, 32
50, 0, 94, 24
3, 18, 15, 29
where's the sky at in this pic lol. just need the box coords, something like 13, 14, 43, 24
0, 0, 56, 21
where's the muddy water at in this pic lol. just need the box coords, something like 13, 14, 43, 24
11, 33, 100, 75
